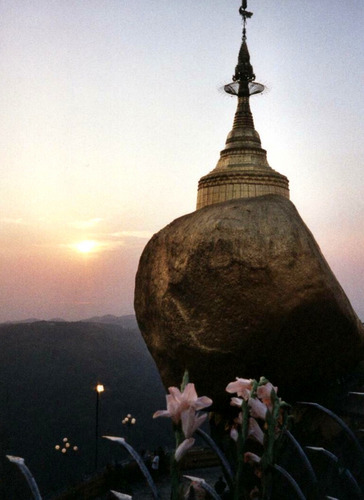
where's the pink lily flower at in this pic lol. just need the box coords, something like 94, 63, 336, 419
226, 378, 252, 400
248, 417, 264, 445
248, 397, 268, 420
257, 382, 277, 409
153, 383, 212, 424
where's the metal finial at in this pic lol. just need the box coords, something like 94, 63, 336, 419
239, 0, 253, 41
232, 1, 255, 90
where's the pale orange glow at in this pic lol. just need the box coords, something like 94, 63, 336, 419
96, 384, 104, 393
75, 240, 97, 253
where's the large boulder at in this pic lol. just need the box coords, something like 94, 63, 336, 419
134, 195, 364, 408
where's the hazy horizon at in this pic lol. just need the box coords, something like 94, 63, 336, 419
0, 311, 136, 324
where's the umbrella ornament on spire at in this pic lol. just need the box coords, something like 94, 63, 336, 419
224, 0, 264, 97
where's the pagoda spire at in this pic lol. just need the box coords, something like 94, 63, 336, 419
196, 1, 289, 210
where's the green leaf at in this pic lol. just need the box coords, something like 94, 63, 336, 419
180, 369, 189, 392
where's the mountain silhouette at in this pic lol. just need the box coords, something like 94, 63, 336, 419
0, 318, 172, 498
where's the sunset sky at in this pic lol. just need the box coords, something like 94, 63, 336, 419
0, 0, 363, 322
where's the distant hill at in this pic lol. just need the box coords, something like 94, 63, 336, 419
0, 318, 171, 499
83, 314, 139, 329
2, 314, 138, 329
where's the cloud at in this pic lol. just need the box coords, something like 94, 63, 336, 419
110, 230, 153, 239
69, 218, 103, 229
1, 217, 25, 225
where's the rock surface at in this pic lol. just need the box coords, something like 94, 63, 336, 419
134, 195, 364, 408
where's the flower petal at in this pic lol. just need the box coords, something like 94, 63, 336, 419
248, 417, 264, 445
166, 394, 182, 423
168, 386, 182, 400
230, 428, 239, 442
181, 408, 196, 438
181, 408, 207, 438
183, 475, 205, 484
193, 396, 213, 411
175, 438, 195, 462
244, 452, 261, 465
230, 397, 243, 407
235, 412, 243, 425
182, 383, 198, 404
226, 378, 252, 399
248, 397, 268, 420
152, 409, 170, 419
257, 382, 277, 407
110, 491, 133, 499
191, 413, 207, 434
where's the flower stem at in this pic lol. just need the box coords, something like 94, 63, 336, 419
170, 457, 181, 500
262, 391, 281, 499
234, 399, 249, 500
170, 428, 184, 500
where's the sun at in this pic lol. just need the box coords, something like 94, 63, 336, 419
75, 240, 97, 253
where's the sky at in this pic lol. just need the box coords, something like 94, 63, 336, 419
0, 0, 363, 323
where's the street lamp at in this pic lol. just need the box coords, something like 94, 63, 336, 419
122, 413, 136, 441
54, 437, 79, 455
122, 414, 136, 427
95, 383, 104, 470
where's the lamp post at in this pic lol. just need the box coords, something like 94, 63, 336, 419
54, 437, 79, 484
95, 383, 104, 470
